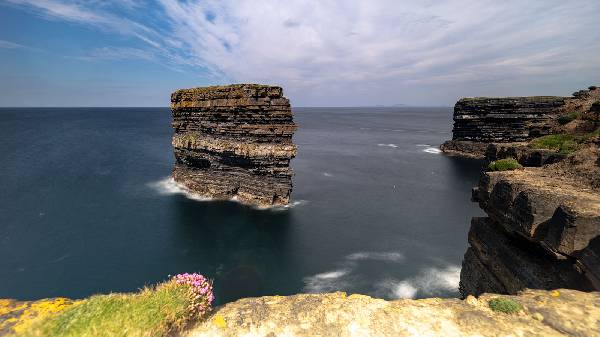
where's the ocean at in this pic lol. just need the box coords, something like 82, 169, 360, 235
0, 107, 483, 304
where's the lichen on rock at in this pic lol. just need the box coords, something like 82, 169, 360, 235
183, 289, 600, 337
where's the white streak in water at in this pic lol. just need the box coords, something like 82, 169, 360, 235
377, 143, 398, 148
346, 251, 405, 262
423, 147, 442, 154
147, 177, 306, 210
376, 265, 461, 299
303, 268, 352, 293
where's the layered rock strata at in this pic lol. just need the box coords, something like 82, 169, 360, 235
461, 166, 600, 297
441, 96, 566, 158
171, 84, 297, 207
184, 290, 600, 337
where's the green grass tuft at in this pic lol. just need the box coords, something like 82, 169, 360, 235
18, 281, 198, 337
529, 129, 600, 154
488, 298, 523, 314
488, 158, 522, 171
557, 112, 580, 125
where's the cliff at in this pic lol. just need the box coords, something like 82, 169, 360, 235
440, 96, 566, 158
184, 290, 599, 336
4, 289, 599, 336
461, 162, 600, 296
455, 87, 600, 297
441, 88, 600, 158
170, 84, 297, 208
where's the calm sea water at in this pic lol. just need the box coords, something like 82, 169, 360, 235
0, 107, 483, 304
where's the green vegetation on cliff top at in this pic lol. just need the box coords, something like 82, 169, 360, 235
557, 112, 581, 125
488, 158, 522, 171
488, 298, 523, 314
16, 281, 197, 337
529, 128, 599, 154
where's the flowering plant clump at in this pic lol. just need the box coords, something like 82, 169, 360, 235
173, 273, 214, 316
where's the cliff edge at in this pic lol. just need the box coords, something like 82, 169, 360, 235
184, 290, 599, 337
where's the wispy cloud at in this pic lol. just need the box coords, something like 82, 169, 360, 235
3, 0, 600, 105
0, 39, 24, 49
77, 46, 154, 61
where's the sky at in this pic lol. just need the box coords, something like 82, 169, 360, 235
0, 0, 599, 107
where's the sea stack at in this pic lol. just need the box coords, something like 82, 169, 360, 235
170, 84, 297, 208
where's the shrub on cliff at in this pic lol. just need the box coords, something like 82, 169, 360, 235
488, 158, 522, 171
488, 298, 523, 314
18, 273, 213, 337
528, 132, 600, 154
557, 112, 581, 125
589, 85, 597, 91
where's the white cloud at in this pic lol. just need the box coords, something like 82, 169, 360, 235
4, 0, 600, 105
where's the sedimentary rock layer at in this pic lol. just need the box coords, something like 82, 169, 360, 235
171, 84, 297, 207
461, 168, 600, 296
451, 96, 566, 142
184, 290, 600, 337
441, 96, 566, 158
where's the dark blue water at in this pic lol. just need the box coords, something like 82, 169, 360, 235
0, 107, 483, 304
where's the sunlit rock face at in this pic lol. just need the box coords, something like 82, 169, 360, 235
170, 84, 297, 208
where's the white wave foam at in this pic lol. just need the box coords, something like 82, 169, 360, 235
303, 268, 352, 293
416, 144, 431, 147
377, 143, 398, 148
268, 200, 308, 211
323, 172, 333, 177
147, 177, 306, 210
378, 279, 418, 299
376, 265, 461, 299
302, 251, 406, 293
423, 147, 442, 154
346, 251, 405, 262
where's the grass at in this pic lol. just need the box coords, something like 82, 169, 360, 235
18, 281, 197, 337
488, 158, 522, 171
557, 112, 580, 125
488, 298, 523, 314
529, 129, 599, 154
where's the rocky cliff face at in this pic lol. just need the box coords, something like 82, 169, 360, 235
461, 165, 600, 297
441, 96, 566, 158
184, 290, 600, 337
171, 84, 297, 208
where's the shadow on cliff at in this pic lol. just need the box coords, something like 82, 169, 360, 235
168, 195, 295, 304
442, 155, 485, 183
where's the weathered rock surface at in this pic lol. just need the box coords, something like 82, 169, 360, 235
184, 289, 600, 337
461, 167, 600, 297
440, 96, 567, 158
450, 96, 566, 142
171, 84, 297, 207
485, 143, 566, 167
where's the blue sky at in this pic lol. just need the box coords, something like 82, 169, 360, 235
1, 0, 599, 107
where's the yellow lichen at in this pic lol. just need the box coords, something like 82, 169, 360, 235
213, 314, 227, 329
10, 298, 77, 334
550, 291, 560, 297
